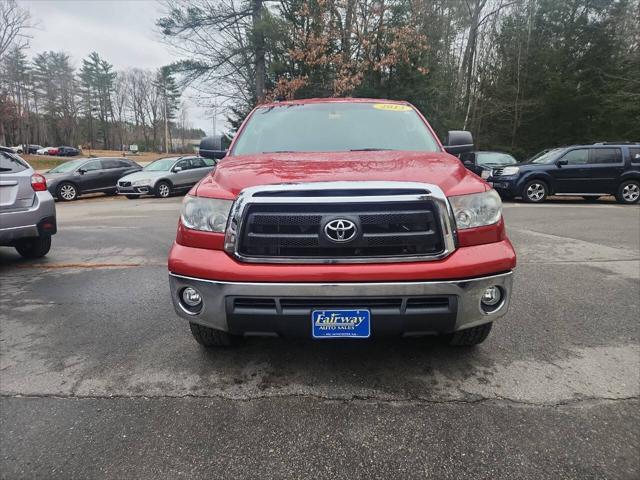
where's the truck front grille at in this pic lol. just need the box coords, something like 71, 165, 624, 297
237, 201, 445, 260
491, 168, 504, 177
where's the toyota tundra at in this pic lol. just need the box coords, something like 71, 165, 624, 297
168, 99, 516, 347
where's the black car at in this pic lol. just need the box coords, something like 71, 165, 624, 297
488, 143, 640, 204
44, 157, 142, 201
57, 146, 81, 157
460, 151, 518, 178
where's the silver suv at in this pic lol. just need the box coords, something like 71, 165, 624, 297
0, 147, 56, 258
117, 156, 216, 199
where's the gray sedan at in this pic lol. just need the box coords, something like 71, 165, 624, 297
44, 157, 142, 201
117, 156, 216, 199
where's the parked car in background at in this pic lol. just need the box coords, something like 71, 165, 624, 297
10, 145, 43, 154
460, 151, 518, 178
117, 156, 216, 199
56, 146, 81, 157
488, 143, 640, 203
0, 146, 56, 258
36, 146, 59, 156
44, 157, 142, 201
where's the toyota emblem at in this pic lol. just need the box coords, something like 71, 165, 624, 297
324, 219, 357, 243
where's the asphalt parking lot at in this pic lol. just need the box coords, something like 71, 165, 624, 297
1, 196, 638, 479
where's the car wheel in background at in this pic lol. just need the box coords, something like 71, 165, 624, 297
522, 180, 548, 203
14, 235, 51, 259
582, 196, 601, 202
155, 181, 171, 198
445, 322, 493, 346
616, 180, 640, 204
57, 182, 78, 201
189, 323, 239, 347
125, 195, 139, 200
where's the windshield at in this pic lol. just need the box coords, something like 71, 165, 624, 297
476, 152, 517, 166
232, 102, 441, 155
530, 148, 563, 164
144, 158, 178, 171
49, 159, 86, 173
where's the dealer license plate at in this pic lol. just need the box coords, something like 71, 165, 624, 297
312, 309, 371, 339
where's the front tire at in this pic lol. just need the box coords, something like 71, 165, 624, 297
522, 180, 548, 203
446, 322, 493, 346
616, 180, 640, 204
125, 194, 139, 200
155, 181, 171, 198
189, 323, 238, 347
15, 235, 51, 259
57, 182, 78, 201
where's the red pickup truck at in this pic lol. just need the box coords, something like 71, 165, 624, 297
168, 98, 516, 347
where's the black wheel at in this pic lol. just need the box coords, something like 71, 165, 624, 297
15, 235, 51, 259
125, 195, 139, 200
616, 180, 640, 204
522, 180, 548, 203
155, 181, 171, 198
189, 322, 238, 347
56, 182, 78, 201
582, 196, 601, 202
446, 322, 493, 346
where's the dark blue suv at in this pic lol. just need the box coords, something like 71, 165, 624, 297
488, 143, 640, 204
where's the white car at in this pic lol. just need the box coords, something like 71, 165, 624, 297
36, 147, 54, 155
10, 146, 23, 154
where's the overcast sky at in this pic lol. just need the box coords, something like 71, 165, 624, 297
23, 0, 215, 134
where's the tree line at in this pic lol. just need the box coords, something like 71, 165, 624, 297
158, 0, 639, 158
0, 0, 205, 152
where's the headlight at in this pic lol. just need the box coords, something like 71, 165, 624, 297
501, 166, 520, 176
132, 179, 150, 186
181, 195, 233, 233
449, 190, 502, 229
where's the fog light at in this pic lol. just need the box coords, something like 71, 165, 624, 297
481, 286, 502, 307
182, 287, 202, 307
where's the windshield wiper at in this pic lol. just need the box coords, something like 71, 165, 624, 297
349, 148, 393, 152
262, 150, 295, 154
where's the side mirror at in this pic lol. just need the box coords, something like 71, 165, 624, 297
78, 168, 86, 174
444, 130, 474, 155
199, 136, 227, 159
463, 160, 474, 166
557, 159, 568, 167
173, 166, 183, 173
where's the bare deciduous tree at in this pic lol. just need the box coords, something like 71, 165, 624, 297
0, 0, 31, 61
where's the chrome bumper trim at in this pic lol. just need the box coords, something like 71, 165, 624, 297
168, 271, 513, 334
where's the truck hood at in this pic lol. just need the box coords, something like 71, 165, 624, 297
196, 151, 488, 199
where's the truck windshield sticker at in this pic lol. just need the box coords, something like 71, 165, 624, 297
373, 103, 412, 112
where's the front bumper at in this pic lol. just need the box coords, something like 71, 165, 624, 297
169, 271, 513, 337
0, 191, 56, 245
117, 185, 152, 195
487, 177, 519, 196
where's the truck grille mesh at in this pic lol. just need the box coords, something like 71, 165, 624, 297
237, 201, 445, 260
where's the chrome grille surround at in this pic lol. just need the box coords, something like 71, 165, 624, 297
223, 181, 457, 264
